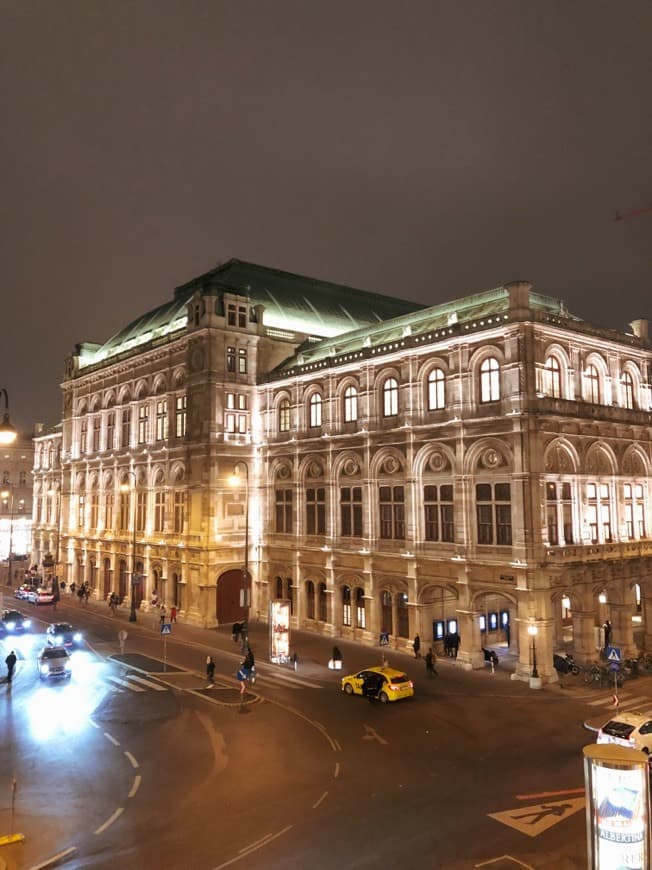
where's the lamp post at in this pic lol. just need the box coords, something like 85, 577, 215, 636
229, 462, 250, 634
0, 389, 17, 446
1, 488, 15, 586
528, 621, 541, 689
120, 472, 138, 623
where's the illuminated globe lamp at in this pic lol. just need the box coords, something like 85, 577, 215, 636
0, 388, 17, 446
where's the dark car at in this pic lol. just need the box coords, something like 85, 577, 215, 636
46, 623, 83, 648
0, 609, 32, 633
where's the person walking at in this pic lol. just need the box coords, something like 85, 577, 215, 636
5, 650, 17, 685
413, 634, 421, 659
206, 655, 216, 687
425, 647, 437, 678
170, 605, 177, 623
160, 605, 167, 626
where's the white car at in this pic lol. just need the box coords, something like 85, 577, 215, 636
597, 712, 652, 754
37, 646, 72, 681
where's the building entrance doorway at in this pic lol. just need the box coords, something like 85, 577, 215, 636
216, 569, 246, 624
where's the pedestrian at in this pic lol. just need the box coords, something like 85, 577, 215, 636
5, 650, 17, 685
451, 631, 460, 659
77, 585, 85, 604
160, 605, 167, 625
603, 620, 612, 649
60, 580, 66, 594
109, 593, 117, 616
206, 655, 215, 687
151, 590, 159, 608
70, 581, 76, 597
84, 585, 91, 604
170, 605, 177, 623
363, 670, 382, 703
505, 621, 511, 647
425, 647, 437, 678
413, 634, 421, 659
232, 622, 241, 642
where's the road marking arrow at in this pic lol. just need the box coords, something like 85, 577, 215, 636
488, 797, 585, 837
362, 724, 388, 745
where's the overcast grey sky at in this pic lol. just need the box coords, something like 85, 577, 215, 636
1, 0, 650, 431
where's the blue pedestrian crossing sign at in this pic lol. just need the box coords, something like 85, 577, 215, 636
161, 623, 172, 635
606, 646, 621, 662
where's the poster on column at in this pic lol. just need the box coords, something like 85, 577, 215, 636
269, 600, 291, 664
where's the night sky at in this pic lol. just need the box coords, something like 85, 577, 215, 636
2, 1, 650, 432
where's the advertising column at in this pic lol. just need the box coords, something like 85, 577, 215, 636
269, 600, 291, 664
583, 743, 650, 870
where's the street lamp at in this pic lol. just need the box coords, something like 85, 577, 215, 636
0, 389, 17, 446
120, 472, 138, 622
229, 462, 250, 633
1, 488, 15, 586
528, 621, 539, 682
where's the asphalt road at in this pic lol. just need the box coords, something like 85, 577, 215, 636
1, 594, 634, 869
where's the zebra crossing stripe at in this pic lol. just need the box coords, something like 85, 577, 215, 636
126, 674, 168, 691
107, 675, 145, 692
255, 671, 323, 689
587, 693, 637, 707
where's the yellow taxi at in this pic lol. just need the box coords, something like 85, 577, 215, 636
341, 666, 414, 703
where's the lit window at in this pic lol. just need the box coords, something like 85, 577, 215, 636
428, 369, 445, 410
279, 398, 291, 432
480, 358, 500, 403
382, 378, 399, 417
543, 356, 561, 398
584, 364, 600, 404
476, 483, 511, 545
344, 386, 358, 422
175, 395, 187, 438
309, 394, 322, 428
621, 372, 635, 409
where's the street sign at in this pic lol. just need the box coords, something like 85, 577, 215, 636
607, 646, 621, 662
161, 623, 172, 635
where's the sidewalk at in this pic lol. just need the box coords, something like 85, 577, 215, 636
65, 592, 523, 688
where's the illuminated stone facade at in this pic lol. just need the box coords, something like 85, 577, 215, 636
31, 260, 652, 682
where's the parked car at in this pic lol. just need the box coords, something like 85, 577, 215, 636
597, 712, 652, 754
26, 587, 55, 605
14, 583, 35, 600
341, 666, 415, 703
46, 623, 83, 648
0, 609, 32, 633
37, 646, 72, 681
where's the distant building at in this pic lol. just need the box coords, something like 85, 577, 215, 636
0, 430, 35, 584
33, 259, 652, 683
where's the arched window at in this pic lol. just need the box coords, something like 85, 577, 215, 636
278, 398, 291, 432
397, 593, 409, 638
381, 590, 393, 636
318, 582, 328, 622
428, 368, 445, 410
309, 394, 322, 428
382, 377, 399, 417
342, 585, 351, 626
585, 364, 600, 404
543, 356, 561, 398
480, 358, 500, 403
344, 386, 358, 423
355, 587, 366, 628
306, 580, 315, 619
621, 372, 635, 409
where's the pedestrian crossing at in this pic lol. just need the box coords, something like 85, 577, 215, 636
106, 673, 169, 694
583, 688, 652, 719
104, 666, 322, 694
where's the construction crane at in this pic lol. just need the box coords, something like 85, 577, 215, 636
614, 202, 652, 221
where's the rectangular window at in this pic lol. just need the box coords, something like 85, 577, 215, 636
121, 409, 131, 449
226, 346, 236, 372
154, 491, 165, 532
173, 490, 186, 534
226, 393, 235, 410
306, 488, 326, 535
275, 489, 293, 533
105, 493, 114, 530
19, 471, 26, 486
119, 492, 130, 532
587, 482, 611, 543
77, 494, 85, 528
90, 493, 99, 529
155, 400, 168, 441
225, 413, 236, 433
379, 485, 405, 540
624, 482, 646, 539
175, 395, 187, 438
238, 306, 247, 328
80, 420, 87, 454
106, 412, 115, 450
138, 405, 148, 445
476, 483, 512, 545
227, 303, 236, 326
340, 487, 363, 537
424, 484, 454, 542
238, 348, 247, 374
136, 491, 147, 532
92, 417, 101, 452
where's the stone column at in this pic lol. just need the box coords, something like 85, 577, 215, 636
643, 592, 652, 652
571, 610, 599, 665
455, 608, 484, 670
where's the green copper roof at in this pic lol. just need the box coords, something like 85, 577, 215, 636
77, 259, 425, 369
